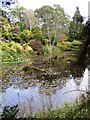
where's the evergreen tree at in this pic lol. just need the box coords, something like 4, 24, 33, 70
73, 7, 84, 23
68, 7, 84, 41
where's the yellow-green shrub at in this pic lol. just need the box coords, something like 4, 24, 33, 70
57, 41, 72, 51
72, 40, 82, 46
23, 43, 33, 53
57, 40, 82, 51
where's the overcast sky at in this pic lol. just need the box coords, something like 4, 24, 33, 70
18, 0, 89, 18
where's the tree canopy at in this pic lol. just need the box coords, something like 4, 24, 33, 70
73, 7, 84, 23
68, 7, 84, 41
35, 5, 70, 43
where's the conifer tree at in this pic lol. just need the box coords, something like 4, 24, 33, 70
68, 7, 84, 41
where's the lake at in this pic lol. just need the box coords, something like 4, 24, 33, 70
0, 52, 89, 117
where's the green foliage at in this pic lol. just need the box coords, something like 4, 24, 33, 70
57, 40, 82, 51
0, 16, 21, 41
0, 93, 89, 119
42, 39, 50, 45
2, 25, 10, 39
60, 34, 68, 42
43, 45, 51, 53
9, 41, 23, 53
31, 26, 41, 33
34, 95, 89, 119
35, 5, 70, 41
8, 5, 26, 23
0, 40, 33, 62
68, 21, 84, 41
20, 29, 32, 42
32, 31, 44, 41
0, 16, 9, 25
23, 43, 33, 54
57, 41, 72, 51
15, 21, 25, 32
72, 40, 82, 46
68, 7, 84, 41
9, 33, 21, 43
31, 26, 45, 42
29, 40, 43, 54
0, 33, 2, 37
73, 7, 84, 23
1, 105, 19, 120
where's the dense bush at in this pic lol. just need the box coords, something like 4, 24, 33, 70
9, 33, 21, 43
41, 39, 50, 45
57, 40, 82, 51
2, 26, 10, 39
31, 26, 41, 33
20, 29, 32, 42
9, 41, 23, 53
1, 105, 19, 120
29, 40, 43, 54
23, 43, 33, 54
15, 21, 25, 32
0, 40, 33, 62
32, 31, 44, 41
43, 45, 50, 53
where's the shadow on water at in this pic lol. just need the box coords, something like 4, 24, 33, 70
0, 51, 90, 117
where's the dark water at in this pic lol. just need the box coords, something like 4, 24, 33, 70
0, 52, 89, 117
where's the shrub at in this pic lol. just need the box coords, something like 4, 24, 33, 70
72, 40, 82, 46
0, 33, 2, 38
60, 33, 68, 42
57, 40, 82, 51
2, 26, 10, 39
10, 27, 19, 34
20, 29, 32, 42
29, 40, 43, 54
0, 16, 9, 26
1, 105, 19, 120
41, 39, 50, 45
15, 21, 25, 32
31, 26, 41, 33
23, 43, 33, 53
34, 95, 89, 119
1, 41, 27, 62
9, 33, 21, 43
1, 42, 10, 51
43, 45, 50, 53
57, 41, 72, 51
32, 31, 44, 41
0, 95, 89, 119
9, 41, 23, 53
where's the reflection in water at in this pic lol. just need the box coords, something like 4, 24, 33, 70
79, 69, 88, 91
0, 68, 88, 115
0, 52, 90, 117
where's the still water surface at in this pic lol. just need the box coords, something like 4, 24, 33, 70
0, 53, 89, 116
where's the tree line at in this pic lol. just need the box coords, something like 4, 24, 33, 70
0, 0, 90, 59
